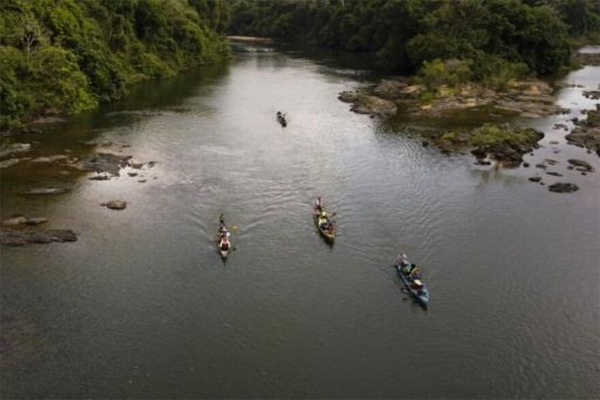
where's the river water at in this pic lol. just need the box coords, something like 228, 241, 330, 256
1, 44, 599, 399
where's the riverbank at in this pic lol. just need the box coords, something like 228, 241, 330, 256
0, 1, 230, 134
338, 51, 600, 160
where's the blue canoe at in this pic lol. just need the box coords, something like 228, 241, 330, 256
395, 262, 430, 309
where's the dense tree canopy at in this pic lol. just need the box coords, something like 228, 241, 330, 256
227, 0, 599, 78
0, 0, 230, 130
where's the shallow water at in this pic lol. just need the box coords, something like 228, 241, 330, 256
1, 45, 599, 399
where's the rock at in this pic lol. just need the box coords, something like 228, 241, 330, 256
138, 180, 147, 183
400, 85, 426, 98
128, 172, 138, 177
2, 217, 28, 226
21, 127, 42, 134
20, 188, 71, 196
1, 229, 77, 246
546, 171, 563, 177
30, 116, 67, 124
129, 162, 144, 169
147, 161, 158, 168
535, 163, 547, 169
567, 166, 574, 170
30, 155, 68, 164
89, 174, 111, 181
528, 176, 542, 182
373, 79, 408, 99
544, 159, 559, 165
0, 158, 29, 169
78, 152, 132, 176
548, 182, 579, 193
105, 200, 127, 210
25, 218, 48, 226
567, 159, 594, 172
520, 112, 541, 118
422, 141, 430, 147
0, 143, 31, 159
474, 160, 492, 166
350, 95, 397, 116
582, 172, 587, 175
583, 90, 600, 100
338, 91, 360, 103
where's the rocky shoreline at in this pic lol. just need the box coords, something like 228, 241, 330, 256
339, 78, 568, 120
338, 63, 598, 193
0, 139, 157, 246
566, 103, 600, 155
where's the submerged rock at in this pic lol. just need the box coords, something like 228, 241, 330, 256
20, 188, 71, 196
105, 200, 127, 210
79, 152, 132, 176
1, 230, 77, 246
0, 143, 31, 159
566, 104, 600, 155
548, 183, 579, 193
2, 216, 28, 226
2, 216, 48, 226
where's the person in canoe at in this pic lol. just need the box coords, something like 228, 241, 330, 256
397, 253, 409, 267
276, 111, 287, 127
315, 196, 324, 212
220, 236, 231, 251
318, 210, 329, 228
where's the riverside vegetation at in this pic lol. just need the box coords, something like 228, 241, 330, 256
0, 0, 231, 131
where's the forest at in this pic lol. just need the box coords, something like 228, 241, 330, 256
0, 0, 231, 130
227, 0, 600, 80
2, 0, 599, 131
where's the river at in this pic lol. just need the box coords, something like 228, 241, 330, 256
1, 44, 599, 399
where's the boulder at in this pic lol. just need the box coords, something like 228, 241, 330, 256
567, 159, 594, 172
373, 79, 408, 99
338, 91, 359, 103
351, 95, 397, 116
528, 176, 542, 182
105, 200, 127, 210
548, 183, 579, 193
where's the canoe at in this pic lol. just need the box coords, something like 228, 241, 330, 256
395, 261, 430, 309
216, 216, 232, 259
313, 206, 335, 242
277, 113, 287, 127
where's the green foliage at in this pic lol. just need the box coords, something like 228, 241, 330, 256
468, 123, 539, 148
0, 0, 230, 130
417, 59, 473, 90
228, 0, 594, 78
